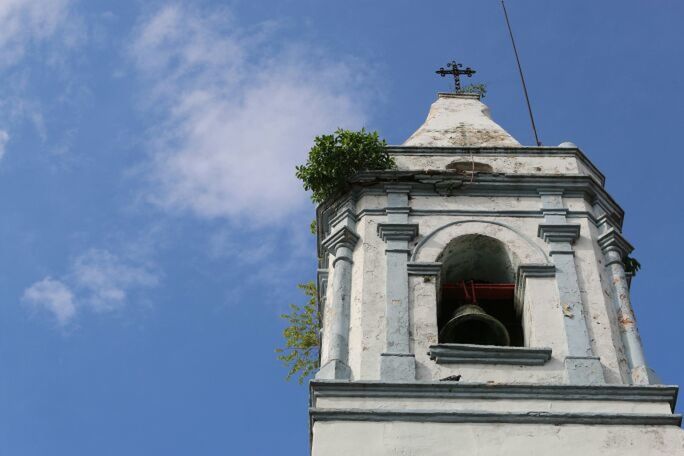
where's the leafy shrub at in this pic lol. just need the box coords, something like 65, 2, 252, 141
276, 282, 320, 383
460, 83, 487, 98
295, 128, 394, 204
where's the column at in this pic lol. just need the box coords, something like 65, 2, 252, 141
598, 229, 658, 385
316, 225, 359, 380
538, 191, 604, 384
377, 184, 418, 381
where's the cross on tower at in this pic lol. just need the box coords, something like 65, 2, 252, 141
435, 61, 476, 93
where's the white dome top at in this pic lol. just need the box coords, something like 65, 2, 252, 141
403, 93, 520, 147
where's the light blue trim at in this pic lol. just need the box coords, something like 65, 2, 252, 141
411, 219, 548, 263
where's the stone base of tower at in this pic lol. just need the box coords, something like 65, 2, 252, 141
309, 380, 684, 456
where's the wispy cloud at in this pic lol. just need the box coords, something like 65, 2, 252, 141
22, 277, 76, 327
0, 0, 82, 159
130, 4, 371, 224
0, 0, 74, 68
72, 249, 159, 313
0, 130, 9, 160
22, 248, 159, 327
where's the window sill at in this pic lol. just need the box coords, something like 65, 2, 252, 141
428, 343, 552, 366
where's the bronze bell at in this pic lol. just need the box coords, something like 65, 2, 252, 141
439, 304, 510, 346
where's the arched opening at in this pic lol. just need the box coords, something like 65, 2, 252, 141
437, 234, 523, 346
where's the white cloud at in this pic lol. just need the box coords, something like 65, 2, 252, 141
0, 130, 9, 160
0, 0, 73, 68
22, 277, 76, 327
22, 248, 159, 326
0, 0, 83, 158
71, 249, 159, 313
130, 5, 370, 224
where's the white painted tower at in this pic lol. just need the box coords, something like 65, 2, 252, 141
310, 92, 684, 455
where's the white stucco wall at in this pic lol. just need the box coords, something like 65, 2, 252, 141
312, 421, 684, 456
393, 153, 597, 180
321, 186, 635, 384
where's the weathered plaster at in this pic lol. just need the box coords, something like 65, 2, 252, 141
312, 422, 684, 456
403, 93, 521, 147
311, 92, 676, 455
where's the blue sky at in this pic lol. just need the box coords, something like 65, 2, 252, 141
1, 1, 683, 454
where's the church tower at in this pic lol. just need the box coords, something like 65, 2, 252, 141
310, 87, 684, 455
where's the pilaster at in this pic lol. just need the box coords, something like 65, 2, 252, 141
538, 191, 604, 385
377, 184, 418, 381
317, 220, 359, 380
598, 228, 658, 385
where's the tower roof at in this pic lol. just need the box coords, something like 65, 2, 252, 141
403, 92, 520, 147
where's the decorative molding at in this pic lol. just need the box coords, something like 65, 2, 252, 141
384, 145, 606, 186
596, 213, 622, 232
515, 264, 556, 312
377, 223, 419, 242
321, 226, 359, 254
309, 381, 680, 410
411, 219, 549, 263
309, 408, 682, 427
385, 207, 410, 216
407, 262, 442, 276
517, 263, 556, 279
598, 228, 634, 256
428, 344, 552, 366
384, 183, 412, 193
347, 172, 621, 224
355, 208, 601, 226
538, 223, 581, 244
328, 207, 357, 229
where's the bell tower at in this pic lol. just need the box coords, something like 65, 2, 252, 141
310, 90, 684, 455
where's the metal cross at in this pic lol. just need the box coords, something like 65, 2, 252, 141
435, 61, 476, 92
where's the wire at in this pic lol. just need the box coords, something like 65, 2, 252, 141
501, 0, 542, 146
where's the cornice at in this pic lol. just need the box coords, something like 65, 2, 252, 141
517, 263, 556, 279
309, 380, 679, 410
385, 145, 606, 186
321, 226, 359, 254
377, 223, 419, 242
407, 262, 442, 276
538, 224, 581, 244
347, 171, 623, 223
310, 408, 681, 426
598, 228, 634, 256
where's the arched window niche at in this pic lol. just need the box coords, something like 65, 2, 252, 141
436, 234, 523, 347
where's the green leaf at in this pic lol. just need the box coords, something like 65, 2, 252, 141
276, 281, 320, 383
295, 128, 394, 204
459, 83, 487, 98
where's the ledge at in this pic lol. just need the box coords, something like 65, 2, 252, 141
309, 381, 679, 411
407, 262, 442, 276
310, 408, 682, 427
538, 223, 581, 244
428, 343, 552, 366
377, 223, 419, 242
